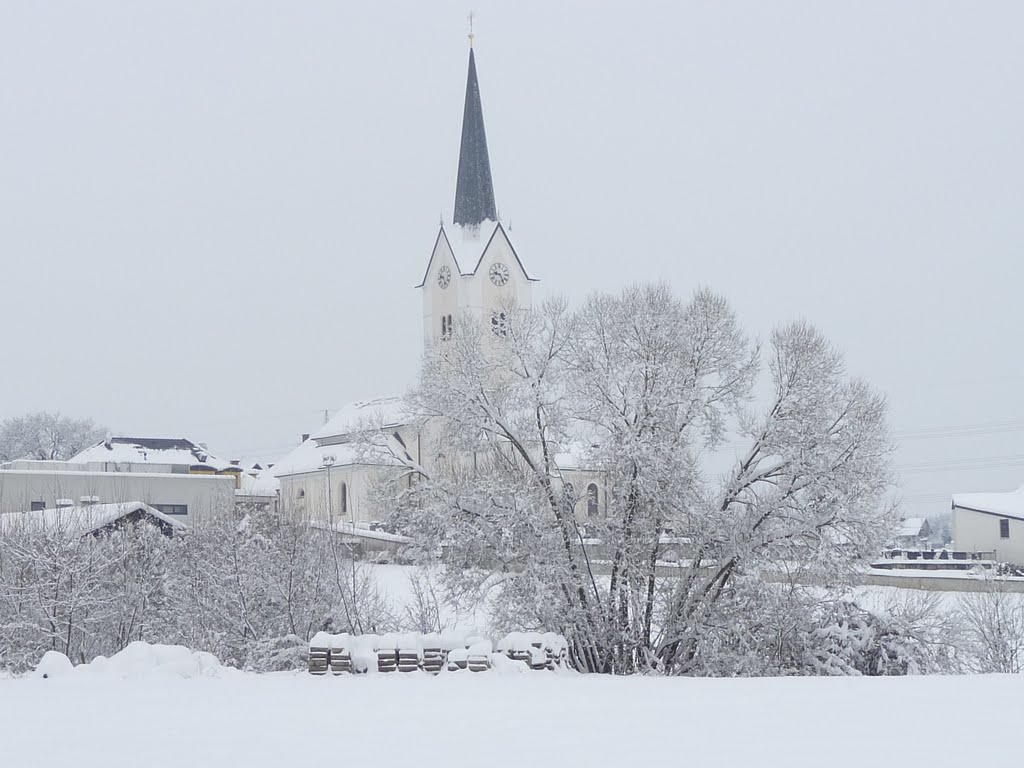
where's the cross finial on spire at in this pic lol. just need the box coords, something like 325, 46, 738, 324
468, 10, 475, 48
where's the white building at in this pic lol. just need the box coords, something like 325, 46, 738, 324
271, 44, 604, 528
0, 436, 245, 522
952, 485, 1024, 565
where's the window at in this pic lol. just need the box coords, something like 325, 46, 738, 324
587, 484, 599, 517
441, 315, 448, 338
447, 314, 453, 336
340, 482, 348, 517
1000, 518, 1010, 539
297, 489, 305, 499
491, 311, 508, 337
153, 504, 188, 516
30, 501, 46, 511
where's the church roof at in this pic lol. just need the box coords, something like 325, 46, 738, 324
453, 48, 497, 227
313, 396, 408, 442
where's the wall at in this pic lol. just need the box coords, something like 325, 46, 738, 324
0, 470, 235, 524
953, 507, 1024, 565
279, 464, 379, 524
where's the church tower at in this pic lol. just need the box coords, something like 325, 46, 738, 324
418, 41, 536, 348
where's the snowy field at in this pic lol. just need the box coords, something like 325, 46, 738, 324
3, 668, 1023, 767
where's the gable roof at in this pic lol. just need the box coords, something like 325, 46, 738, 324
270, 397, 410, 479
896, 517, 929, 538
416, 226, 463, 289
0, 502, 186, 537
953, 485, 1024, 521
313, 396, 408, 442
469, 221, 538, 282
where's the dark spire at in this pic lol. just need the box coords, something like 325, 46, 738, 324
453, 47, 497, 227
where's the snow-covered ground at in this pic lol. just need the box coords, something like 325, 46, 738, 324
2, 666, 1022, 767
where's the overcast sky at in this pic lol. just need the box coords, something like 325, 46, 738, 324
2, 2, 1022, 515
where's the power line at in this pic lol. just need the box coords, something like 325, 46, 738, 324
895, 418, 1024, 441
896, 454, 1024, 474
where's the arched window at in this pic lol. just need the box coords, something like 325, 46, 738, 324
339, 482, 348, 518
447, 314, 453, 336
441, 315, 448, 338
586, 483, 599, 517
491, 311, 508, 337
297, 489, 305, 499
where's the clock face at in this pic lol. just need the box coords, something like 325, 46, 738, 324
437, 265, 451, 289
489, 262, 510, 287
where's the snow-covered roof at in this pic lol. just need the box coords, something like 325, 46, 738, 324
313, 397, 409, 442
269, 437, 364, 478
309, 519, 412, 544
444, 220, 497, 271
896, 518, 928, 538
238, 466, 281, 496
953, 485, 1024, 521
0, 502, 186, 537
71, 437, 230, 471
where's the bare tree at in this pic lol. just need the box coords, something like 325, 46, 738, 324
0, 411, 106, 462
959, 580, 1024, 673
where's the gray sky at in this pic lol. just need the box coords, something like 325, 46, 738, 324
2, 2, 1022, 516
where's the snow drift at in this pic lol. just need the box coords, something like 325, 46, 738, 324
33, 642, 241, 680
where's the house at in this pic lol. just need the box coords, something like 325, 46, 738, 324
0, 501, 186, 538
71, 436, 238, 478
892, 517, 932, 549
0, 435, 242, 522
951, 484, 1024, 565
271, 44, 605, 530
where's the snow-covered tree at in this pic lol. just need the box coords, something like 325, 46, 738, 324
0, 411, 106, 462
376, 284, 898, 674
0, 514, 122, 668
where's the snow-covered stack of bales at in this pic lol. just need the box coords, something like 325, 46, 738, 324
308, 631, 568, 675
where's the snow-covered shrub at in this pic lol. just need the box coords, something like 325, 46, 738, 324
809, 592, 960, 676
682, 580, 960, 677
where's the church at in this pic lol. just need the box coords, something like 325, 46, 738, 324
269, 44, 602, 529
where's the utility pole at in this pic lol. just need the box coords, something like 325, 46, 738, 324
322, 455, 336, 520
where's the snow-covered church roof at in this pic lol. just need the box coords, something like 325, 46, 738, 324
313, 396, 408, 442
269, 397, 410, 479
952, 485, 1024, 521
